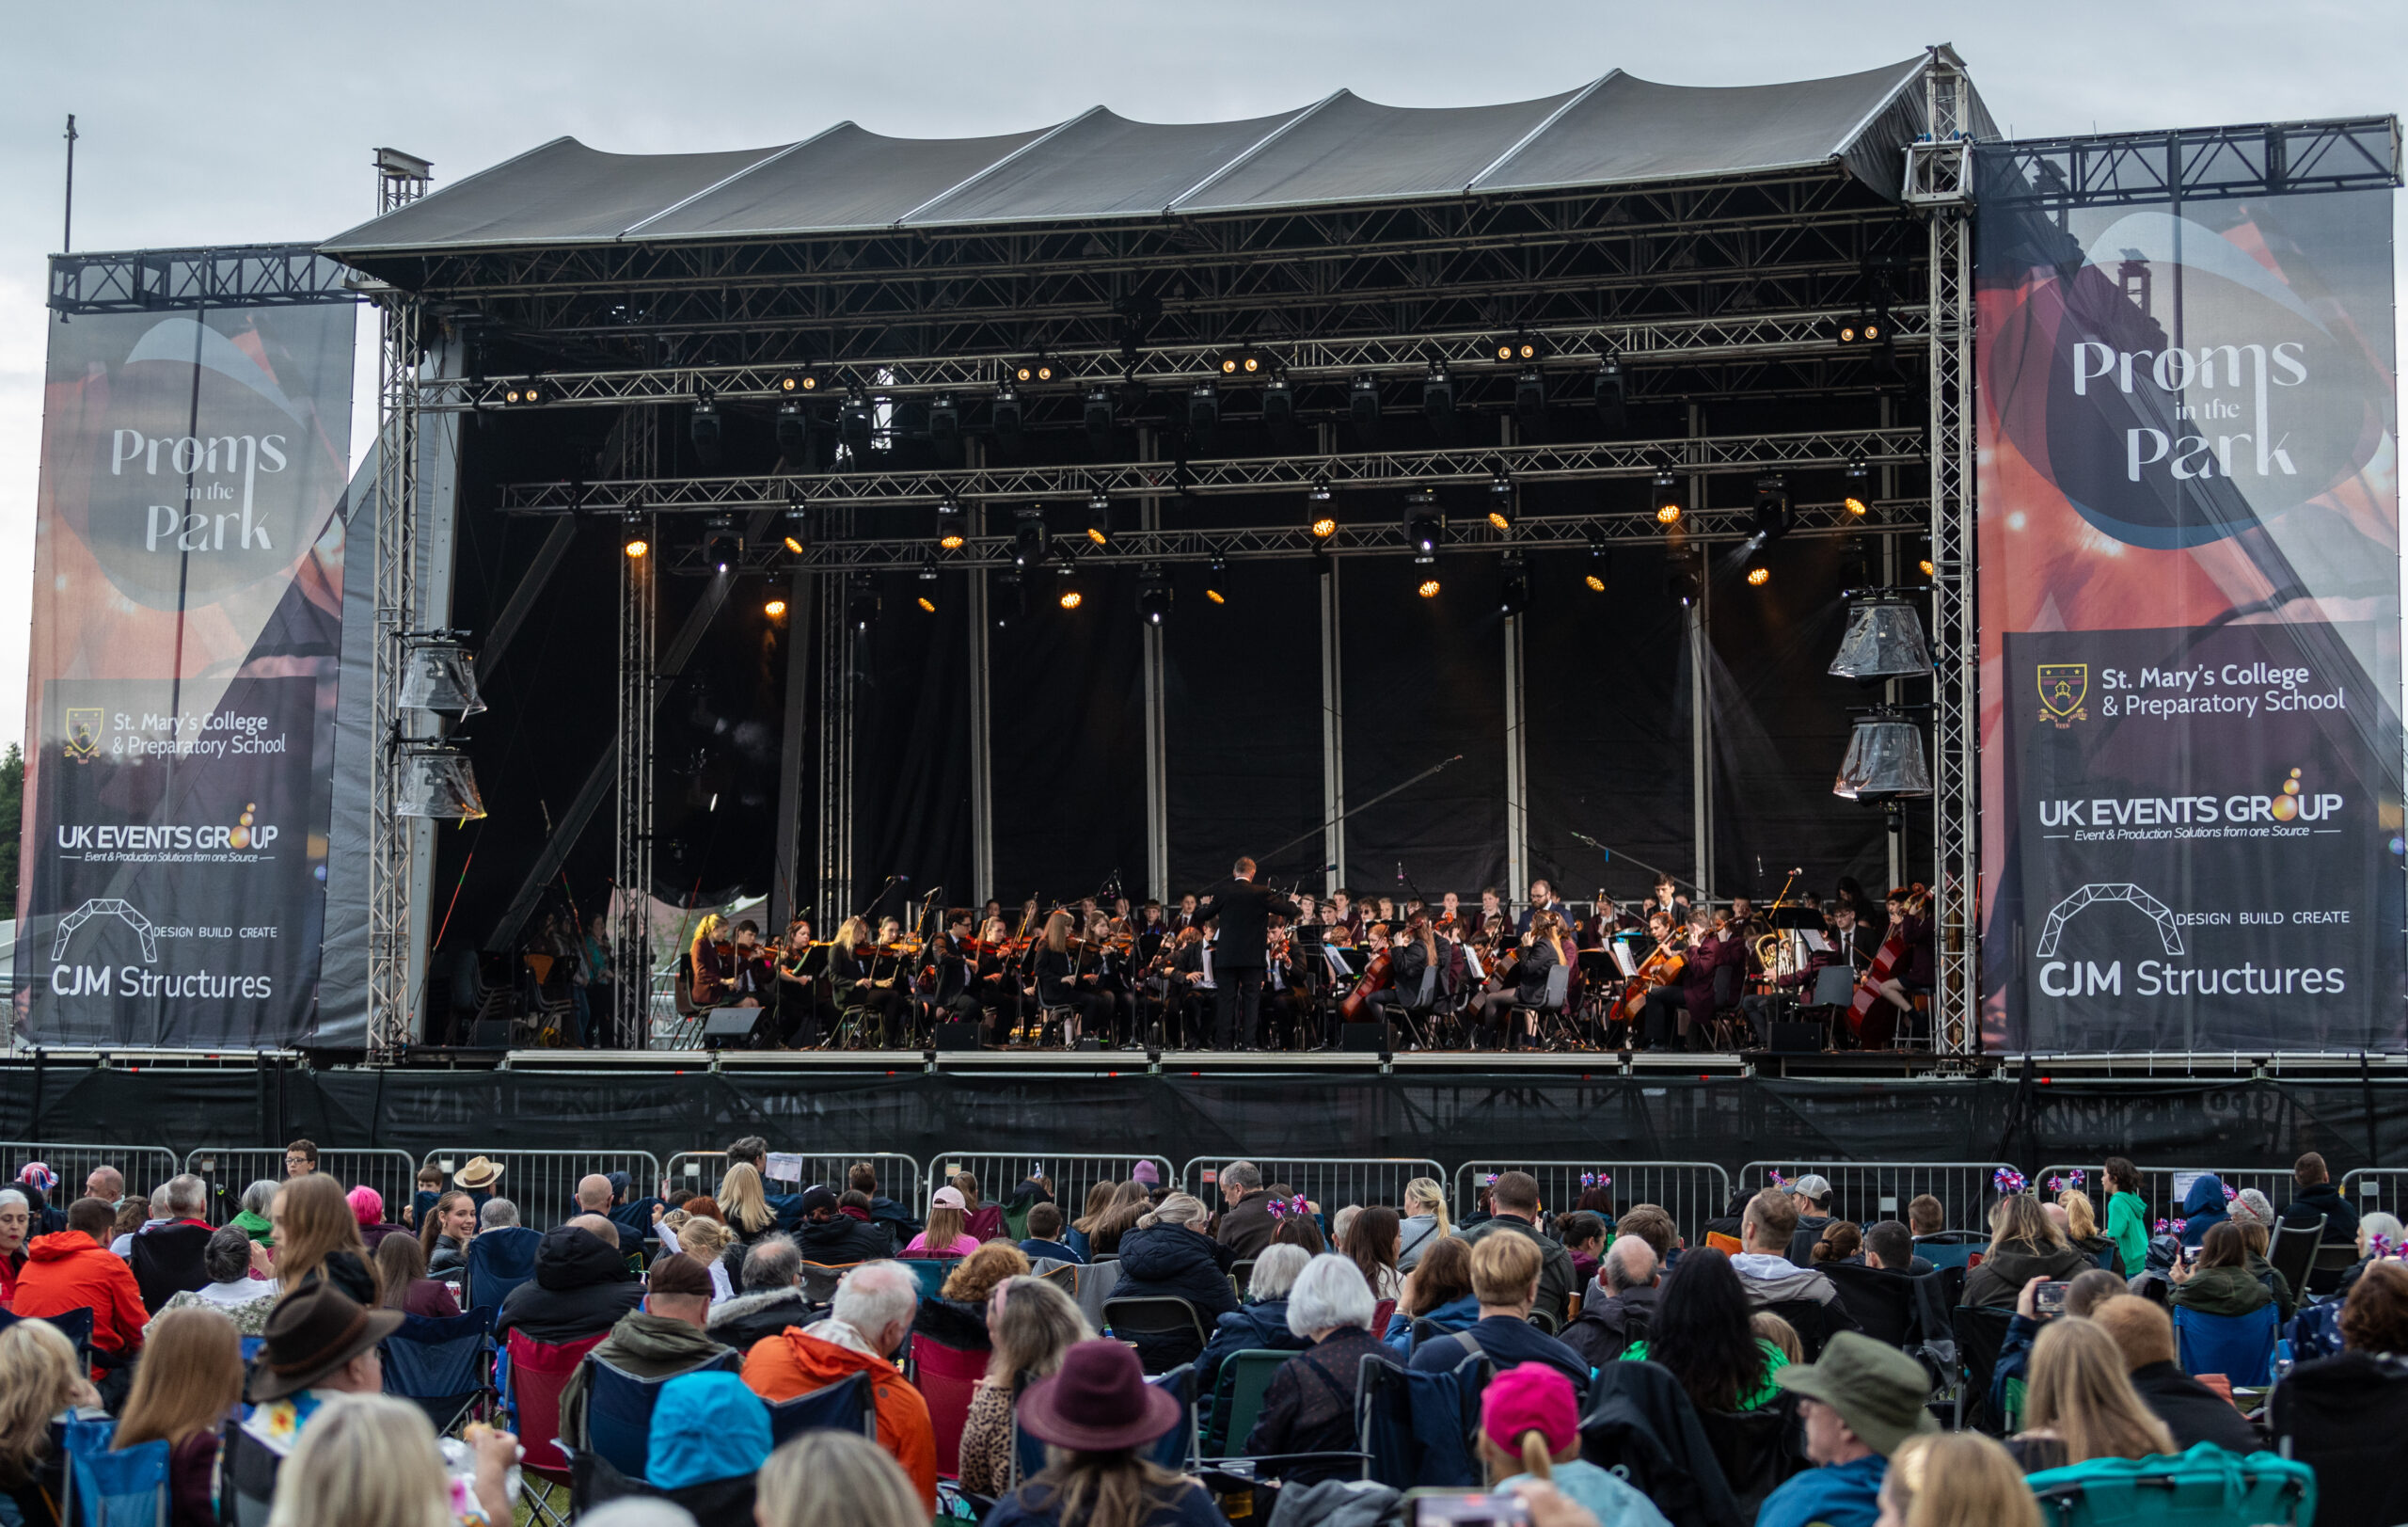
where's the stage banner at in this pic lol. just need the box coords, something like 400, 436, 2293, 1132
13, 301, 356, 1048
1976, 161, 2401, 1051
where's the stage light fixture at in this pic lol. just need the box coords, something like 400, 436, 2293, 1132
1747, 564, 1771, 587
1418, 577, 1442, 599
1083, 387, 1114, 449
689, 399, 723, 468
1309, 514, 1338, 541
1834, 708, 1933, 801
1513, 368, 1547, 422
1011, 508, 1047, 570
927, 393, 961, 449
1205, 557, 1228, 604
919, 554, 940, 582
992, 385, 1023, 441
765, 597, 788, 618
837, 393, 875, 456
1349, 374, 1381, 438
774, 368, 821, 395
1583, 537, 1609, 592
917, 595, 937, 613
936, 494, 966, 550
1187, 381, 1220, 443
1421, 361, 1455, 422
1307, 475, 1333, 502
1011, 357, 1057, 385
703, 517, 740, 572
1916, 533, 1936, 579
501, 377, 543, 406
1830, 593, 1931, 681
937, 492, 964, 521
1136, 565, 1171, 626
1668, 556, 1702, 608
1057, 578, 1084, 612
1402, 492, 1444, 560
939, 532, 967, 551
1653, 467, 1684, 524
1492, 334, 1543, 363
783, 532, 806, 556
847, 583, 881, 629
1593, 355, 1627, 433
1260, 375, 1297, 435
623, 527, 650, 560
1486, 467, 1513, 532
1499, 555, 1529, 614
1844, 456, 1871, 516
1085, 491, 1112, 546
774, 400, 812, 463
1752, 474, 1794, 541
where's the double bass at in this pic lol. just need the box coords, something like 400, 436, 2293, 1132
1847, 883, 1929, 1042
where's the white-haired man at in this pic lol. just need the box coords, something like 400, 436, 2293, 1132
740, 1260, 934, 1511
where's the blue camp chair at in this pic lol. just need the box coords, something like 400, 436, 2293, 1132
0, 1306, 101, 1368
1354, 1349, 1491, 1489
1010, 1362, 1203, 1487
767, 1370, 876, 1444
583, 1351, 744, 1478
902, 1257, 962, 1302
382, 1308, 495, 1434
2174, 1303, 2278, 1387
465, 1225, 545, 1315
63, 1421, 167, 1527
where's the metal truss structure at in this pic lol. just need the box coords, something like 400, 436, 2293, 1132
48, 243, 356, 316
611, 419, 657, 1050
1983, 116, 2398, 210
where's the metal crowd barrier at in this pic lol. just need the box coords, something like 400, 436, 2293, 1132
2033, 1164, 2306, 1230
0, 1142, 182, 1206
663, 1150, 923, 1206
1455, 1161, 1732, 1244
183, 1148, 424, 1227
420, 1149, 662, 1232
930, 1151, 1175, 1228
2342, 1167, 2408, 1213
1187, 1157, 1446, 1218
1735, 1160, 2018, 1233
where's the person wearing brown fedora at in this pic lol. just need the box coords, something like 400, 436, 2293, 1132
984, 1338, 1218, 1527
240, 1283, 405, 1455
1753, 1331, 1938, 1527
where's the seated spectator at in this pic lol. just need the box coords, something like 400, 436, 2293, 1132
0, 1188, 30, 1304
2005, 1315, 2175, 1473
112, 1195, 153, 1246
2280, 1151, 2359, 1246
848, 1161, 922, 1246
126, 1173, 214, 1313
741, 1260, 936, 1510
1614, 1204, 1681, 1263
902, 1186, 981, 1259
1622, 1247, 1788, 1412
372, 1232, 461, 1319
1961, 1194, 2091, 1309
2057, 1188, 2121, 1275
644, 1370, 771, 1501
1785, 1174, 1837, 1265
604, 1169, 668, 1245
582, 1503, 703, 1527
1270, 1210, 1328, 1257
984, 1338, 1221, 1527
709, 1235, 820, 1350
344, 1186, 404, 1255
1398, 1176, 1450, 1270
796, 1185, 892, 1265
558, 1252, 730, 1451
1556, 1212, 1608, 1292
953, 1171, 1006, 1242
1563, 1234, 1657, 1369
1020, 1201, 1084, 1265
270, 1174, 378, 1308
719, 1162, 785, 1254
1244, 1255, 1387, 1482
1412, 1231, 1589, 1392
0, 1316, 102, 1524
262, 1392, 515, 1527
405, 1164, 444, 1231
151, 1225, 277, 1334
1812, 1221, 1863, 1267
2087, 1295, 2264, 1455
12, 1196, 149, 1360
1002, 1172, 1054, 1241
2226, 1190, 2298, 1321
1756, 1332, 1939, 1527
242, 1284, 404, 1455
495, 1214, 642, 1344
419, 1189, 476, 1277
761, 1430, 923, 1527
680, 1195, 724, 1225
672, 1215, 737, 1304
231, 1179, 280, 1249
1477, 1361, 1671, 1527
1988, 1267, 2123, 1419
1459, 1171, 1576, 1329
1732, 1189, 1852, 1320
1111, 1193, 1241, 1373
2169, 1221, 2273, 1320
1201, 1243, 1313, 1398
1064, 1183, 1116, 1263
1340, 1203, 1404, 1302
1876, 1433, 2041, 1527
1089, 1179, 1156, 1258
1752, 1310, 1804, 1363
2334, 1257, 2408, 1355
1861, 1220, 1930, 1277
280, 1143, 317, 1181
943, 1241, 1031, 1307
1212, 1160, 1275, 1259
960, 1275, 1091, 1497
2178, 1173, 2230, 1248
1907, 1195, 1946, 1243
1386, 1234, 1481, 1359
114, 1305, 245, 1527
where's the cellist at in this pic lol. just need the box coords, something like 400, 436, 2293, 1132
1867, 886, 1936, 1041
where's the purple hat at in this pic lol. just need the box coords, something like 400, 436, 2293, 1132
1017, 1340, 1180, 1452
1132, 1161, 1161, 1186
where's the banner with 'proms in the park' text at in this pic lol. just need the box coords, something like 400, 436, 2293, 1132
14, 303, 353, 1047
1976, 164, 2401, 1053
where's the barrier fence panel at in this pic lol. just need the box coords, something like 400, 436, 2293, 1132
420, 1149, 662, 1233
663, 1151, 923, 1206
0, 1143, 182, 1208
2342, 1168, 2408, 1213
1185, 1157, 1447, 1219
1735, 1161, 2019, 1233
1454, 1162, 1732, 1245
929, 1152, 1174, 1229
2035, 1164, 2302, 1229
183, 1148, 423, 1228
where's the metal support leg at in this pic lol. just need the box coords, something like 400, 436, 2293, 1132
366, 306, 420, 1057
613, 479, 657, 1049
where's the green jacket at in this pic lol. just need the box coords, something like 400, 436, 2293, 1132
231, 1209, 275, 1249
2104, 1192, 2148, 1278
556, 1309, 735, 1450
2169, 1264, 2271, 1317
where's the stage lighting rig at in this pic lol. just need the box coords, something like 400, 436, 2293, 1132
1205, 558, 1228, 605
1307, 475, 1334, 503
774, 400, 812, 463
1499, 554, 1529, 614
1486, 467, 1513, 531
1402, 492, 1444, 560
1187, 380, 1220, 444
689, 399, 723, 468
703, 516, 740, 572
1260, 374, 1297, 437
1417, 577, 1442, 599
774, 367, 822, 396
1746, 560, 1772, 588
1751, 474, 1794, 542
837, 392, 875, 457
1010, 357, 1058, 385
765, 596, 788, 619
623, 520, 650, 560
1011, 508, 1047, 570
1349, 374, 1381, 439
928, 393, 961, 451
1917, 535, 1937, 579
1844, 457, 1872, 516
1668, 555, 1702, 608
936, 493, 966, 551
1083, 387, 1114, 449
991, 384, 1023, 442
1492, 334, 1543, 363
1513, 368, 1547, 424
1216, 346, 1271, 377
1593, 355, 1626, 434
1136, 565, 1171, 626
1654, 469, 1684, 524
500, 376, 544, 406
1421, 361, 1455, 422
1056, 571, 1084, 612
1085, 490, 1112, 546
1582, 535, 1609, 593
847, 581, 880, 629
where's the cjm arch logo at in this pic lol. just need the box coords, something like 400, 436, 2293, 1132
2033, 883, 2183, 997
48, 899, 159, 999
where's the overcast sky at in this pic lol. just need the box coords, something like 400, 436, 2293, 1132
2, 1, 2401, 751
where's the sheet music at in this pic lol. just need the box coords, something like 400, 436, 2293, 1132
1608, 943, 1639, 978
1800, 931, 1830, 954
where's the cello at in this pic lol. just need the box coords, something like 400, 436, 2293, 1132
1616, 922, 1690, 1025
1339, 931, 1395, 1022
1847, 883, 1929, 1044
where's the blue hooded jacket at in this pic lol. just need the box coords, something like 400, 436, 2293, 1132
2180, 1174, 2231, 1249
647, 1371, 771, 1489
1383, 1292, 1481, 1357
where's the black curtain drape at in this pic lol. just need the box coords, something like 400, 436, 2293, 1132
846, 568, 974, 925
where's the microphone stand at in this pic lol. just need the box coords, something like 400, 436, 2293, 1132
1257, 753, 1465, 874
1566, 831, 1713, 906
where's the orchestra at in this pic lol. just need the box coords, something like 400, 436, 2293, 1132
658, 865, 1941, 1056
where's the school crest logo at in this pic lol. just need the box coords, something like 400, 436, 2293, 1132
2037, 665, 2088, 728
62, 708, 104, 764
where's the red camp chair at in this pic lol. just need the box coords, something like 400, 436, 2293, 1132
505, 1328, 609, 1525
912, 1330, 990, 1479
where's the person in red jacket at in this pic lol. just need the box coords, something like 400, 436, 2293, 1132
12, 1197, 150, 1360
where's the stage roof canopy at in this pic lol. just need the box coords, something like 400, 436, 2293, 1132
325, 56, 1982, 256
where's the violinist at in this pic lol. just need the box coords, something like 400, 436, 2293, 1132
1642, 904, 1736, 1053
1089, 913, 1137, 1045
723, 919, 773, 1010
1157, 926, 1210, 1046
970, 915, 1025, 1042
1034, 910, 1112, 1046
689, 913, 731, 1008
774, 917, 826, 1048
1465, 916, 1521, 1049
1136, 900, 1169, 961
1509, 912, 1574, 1049
1369, 917, 1439, 1039
832, 915, 911, 1046
917, 924, 979, 1036
1869, 886, 1936, 1039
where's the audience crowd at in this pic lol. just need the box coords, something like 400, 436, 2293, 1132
0, 1140, 2400, 1527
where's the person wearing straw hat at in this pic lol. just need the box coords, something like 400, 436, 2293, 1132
1753, 1331, 1937, 1527
984, 1338, 1220, 1527
452, 1155, 505, 1211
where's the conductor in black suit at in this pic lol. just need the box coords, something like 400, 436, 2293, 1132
1194, 856, 1301, 1050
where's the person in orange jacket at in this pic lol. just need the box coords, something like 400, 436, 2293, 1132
739, 1258, 934, 1509
12, 1197, 150, 1359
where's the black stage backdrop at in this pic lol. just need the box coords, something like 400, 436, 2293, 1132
1163, 556, 1323, 892
850, 573, 974, 922
9, 1064, 2406, 1189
